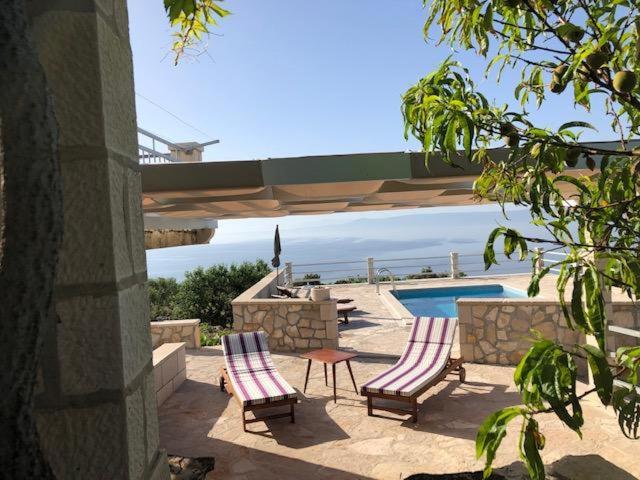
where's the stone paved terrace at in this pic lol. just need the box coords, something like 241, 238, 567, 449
158, 276, 640, 479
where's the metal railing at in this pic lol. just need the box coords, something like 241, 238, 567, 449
138, 128, 180, 164
284, 251, 537, 286
137, 127, 220, 164
375, 268, 396, 294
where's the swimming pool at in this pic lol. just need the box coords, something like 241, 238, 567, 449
393, 284, 527, 318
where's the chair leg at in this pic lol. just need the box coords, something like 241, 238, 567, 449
303, 358, 312, 393
242, 409, 247, 432
346, 360, 358, 394
220, 376, 225, 392
324, 363, 328, 386
411, 398, 418, 423
459, 366, 466, 383
367, 396, 373, 417
290, 402, 295, 424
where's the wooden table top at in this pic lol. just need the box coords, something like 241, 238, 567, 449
300, 348, 358, 364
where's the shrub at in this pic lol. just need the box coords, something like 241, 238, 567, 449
149, 260, 271, 327
199, 323, 234, 346
148, 277, 180, 321
334, 275, 367, 284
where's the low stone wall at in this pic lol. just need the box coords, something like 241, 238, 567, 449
153, 342, 186, 407
459, 299, 639, 368
458, 300, 585, 366
150, 319, 201, 349
232, 271, 338, 352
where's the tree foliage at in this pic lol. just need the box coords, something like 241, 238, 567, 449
402, 0, 640, 478
148, 260, 271, 326
164, 0, 230, 64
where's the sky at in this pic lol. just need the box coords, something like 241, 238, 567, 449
127, 1, 613, 235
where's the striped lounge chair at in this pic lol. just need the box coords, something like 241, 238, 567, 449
360, 316, 465, 423
219, 331, 298, 431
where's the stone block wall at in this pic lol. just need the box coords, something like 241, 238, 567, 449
232, 271, 338, 352
609, 303, 640, 352
458, 300, 584, 366
30, 1, 170, 479
459, 299, 640, 369
153, 343, 186, 407
150, 319, 200, 349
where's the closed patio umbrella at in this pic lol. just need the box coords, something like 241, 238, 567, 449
271, 225, 281, 283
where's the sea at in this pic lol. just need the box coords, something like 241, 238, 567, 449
146, 205, 546, 282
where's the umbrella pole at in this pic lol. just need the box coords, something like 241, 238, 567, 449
276, 266, 280, 286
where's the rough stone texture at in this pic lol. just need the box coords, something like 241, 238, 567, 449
144, 228, 214, 249
232, 271, 339, 352
29, 2, 169, 478
459, 301, 585, 368
608, 303, 640, 352
150, 319, 201, 349
459, 299, 640, 370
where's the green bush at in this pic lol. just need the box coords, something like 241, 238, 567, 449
148, 277, 180, 320
148, 260, 271, 327
199, 324, 234, 346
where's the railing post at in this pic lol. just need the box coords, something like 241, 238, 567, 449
450, 252, 459, 279
534, 247, 544, 274
367, 257, 375, 284
284, 262, 293, 286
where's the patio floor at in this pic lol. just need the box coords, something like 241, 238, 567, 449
158, 278, 640, 479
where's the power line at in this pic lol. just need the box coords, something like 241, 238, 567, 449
135, 92, 215, 139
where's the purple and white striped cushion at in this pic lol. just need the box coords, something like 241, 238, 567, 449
362, 317, 457, 397
223, 331, 297, 407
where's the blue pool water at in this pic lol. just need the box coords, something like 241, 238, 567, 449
394, 284, 527, 318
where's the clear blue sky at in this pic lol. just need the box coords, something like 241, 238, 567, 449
128, 1, 611, 236
128, 0, 613, 162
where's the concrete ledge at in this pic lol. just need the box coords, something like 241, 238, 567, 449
153, 343, 186, 407
150, 319, 200, 349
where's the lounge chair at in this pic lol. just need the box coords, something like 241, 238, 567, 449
276, 285, 354, 303
219, 331, 298, 431
360, 316, 465, 423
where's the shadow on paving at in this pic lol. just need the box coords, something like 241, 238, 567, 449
159, 379, 355, 468
338, 318, 379, 331
350, 378, 521, 441
407, 455, 639, 480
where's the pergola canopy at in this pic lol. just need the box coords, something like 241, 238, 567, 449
140, 144, 611, 225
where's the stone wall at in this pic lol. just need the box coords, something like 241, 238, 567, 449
459, 299, 639, 368
150, 319, 201, 349
458, 300, 585, 366
30, 2, 169, 478
153, 343, 186, 407
144, 228, 214, 249
232, 271, 338, 352
609, 303, 640, 352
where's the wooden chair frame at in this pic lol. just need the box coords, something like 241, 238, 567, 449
219, 367, 297, 432
361, 357, 465, 423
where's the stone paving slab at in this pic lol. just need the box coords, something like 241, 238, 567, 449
158, 278, 640, 480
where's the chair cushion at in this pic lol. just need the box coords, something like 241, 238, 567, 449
361, 317, 456, 397
223, 332, 297, 407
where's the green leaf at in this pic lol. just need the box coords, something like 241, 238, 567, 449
582, 344, 613, 406
520, 418, 546, 480
476, 406, 524, 478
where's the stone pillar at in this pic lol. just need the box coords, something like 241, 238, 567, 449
28, 2, 169, 479
367, 257, 375, 284
450, 252, 459, 279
